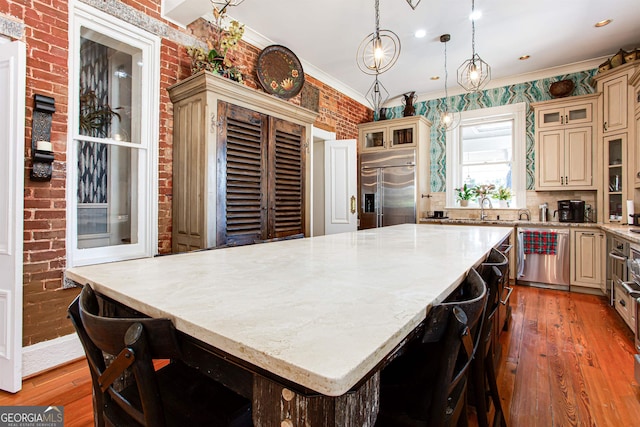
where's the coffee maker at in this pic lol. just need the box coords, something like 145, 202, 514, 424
557, 200, 585, 223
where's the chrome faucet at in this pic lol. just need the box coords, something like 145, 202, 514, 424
518, 208, 531, 221
480, 196, 493, 220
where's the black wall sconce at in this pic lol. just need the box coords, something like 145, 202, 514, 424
30, 94, 55, 181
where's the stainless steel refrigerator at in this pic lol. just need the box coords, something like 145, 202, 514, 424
359, 148, 416, 229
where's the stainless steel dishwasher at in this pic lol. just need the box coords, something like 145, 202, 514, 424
517, 228, 570, 289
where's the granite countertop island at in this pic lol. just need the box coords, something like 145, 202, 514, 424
65, 223, 511, 398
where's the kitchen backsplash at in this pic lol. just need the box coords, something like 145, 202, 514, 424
424, 190, 598, 222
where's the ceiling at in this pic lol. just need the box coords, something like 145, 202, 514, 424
165, 0, 640, 107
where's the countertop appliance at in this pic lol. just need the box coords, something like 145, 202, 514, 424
517, 228, 570, 289
359, 148, 416, 229
556, 200, 585, 223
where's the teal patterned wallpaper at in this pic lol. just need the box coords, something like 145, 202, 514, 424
381, 70, 598, 192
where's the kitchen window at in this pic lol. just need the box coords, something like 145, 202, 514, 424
67, 3, 159, 266
446, 103, 526, 208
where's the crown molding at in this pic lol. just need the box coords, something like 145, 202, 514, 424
408, 56, 607, 105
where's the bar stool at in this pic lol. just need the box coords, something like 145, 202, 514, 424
376, 268, 488, 427
68, 285, 253, 427
473, 248, 509, 427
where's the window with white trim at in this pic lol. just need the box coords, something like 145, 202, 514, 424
68, 3, 159, 266
446, 103, 526, 208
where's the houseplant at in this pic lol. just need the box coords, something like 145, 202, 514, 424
454, 183, 475, 207
186, 3, 245, 82
494, 186, 512, 208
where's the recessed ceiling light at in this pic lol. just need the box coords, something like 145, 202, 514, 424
430, 76, 440, 80
469, 10, 482, 21
519, 55, 530, 60
414, 29, 427, 38
595, 19, 613, 28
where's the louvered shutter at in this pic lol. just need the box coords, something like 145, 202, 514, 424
268, 117, 305, 239
217, 102, 268, 245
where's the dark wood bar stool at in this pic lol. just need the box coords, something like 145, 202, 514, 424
376, 268, 488, 427
68, 285, 253, 427
473, 248, 509, 427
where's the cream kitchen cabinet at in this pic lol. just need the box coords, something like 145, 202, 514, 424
594, 62, 640, 134
536, 127, 593, 189
631, 69, 640, 186
603, 133, 627, 222
535, 100, 593, 130
532, 94, 598, 191
570, 229, 605, 290
593, 63, 639, 196
358, 115, 424, 151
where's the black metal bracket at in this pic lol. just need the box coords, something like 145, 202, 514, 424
30, 94, 55, 181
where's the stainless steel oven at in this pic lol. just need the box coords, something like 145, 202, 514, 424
609, 236, 629, 306
624, 245, 640, 385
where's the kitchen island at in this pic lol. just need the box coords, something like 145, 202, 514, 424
65, 223, 512, 426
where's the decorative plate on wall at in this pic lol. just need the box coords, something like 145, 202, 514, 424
256, 45, 305, 99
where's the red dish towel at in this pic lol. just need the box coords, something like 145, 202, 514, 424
522, 231, 558, 255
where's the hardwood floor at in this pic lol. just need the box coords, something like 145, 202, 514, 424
498, 285, 640, 426
2, 285, 640, 426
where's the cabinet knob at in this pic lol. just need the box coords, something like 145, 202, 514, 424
604, 121, 608, 132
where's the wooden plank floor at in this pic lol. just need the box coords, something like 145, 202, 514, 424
2, 285, 640, 426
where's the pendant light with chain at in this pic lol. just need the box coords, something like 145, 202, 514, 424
356, 0, 401, 75
457, 0, 491, 92
405, 0, 421, 10
211, 0, 245, 14
440, 34, 460, 130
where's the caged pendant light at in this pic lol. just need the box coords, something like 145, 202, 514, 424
439, 34, 460, 130
405, 0, 421, 10
365, 74, 390, 116
211, 0, 245, 14
356, 0, 401, 75
457, 0, 491, 92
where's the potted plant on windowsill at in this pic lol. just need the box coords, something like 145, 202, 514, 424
494, 186, 512, 208
455, 184, 475, 207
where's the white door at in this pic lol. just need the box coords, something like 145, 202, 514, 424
324, 139, 357, 235
0, 40, 26, 393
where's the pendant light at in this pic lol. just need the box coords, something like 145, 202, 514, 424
365, 74, 390, 116
405, 0, 421, 9
457, 0, 491, 92
356, 0, 401, 75
440, 34, 460, 130
211, 0, 245, 14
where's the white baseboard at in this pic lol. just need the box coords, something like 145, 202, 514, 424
22, 333, 84, 378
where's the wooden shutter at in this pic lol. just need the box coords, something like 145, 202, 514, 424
217, 102, 268, 246
268, 117, 305, 239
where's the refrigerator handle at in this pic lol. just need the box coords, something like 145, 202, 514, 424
377, 169, 383, 227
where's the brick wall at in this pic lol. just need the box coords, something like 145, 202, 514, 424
1, 0, 371, 346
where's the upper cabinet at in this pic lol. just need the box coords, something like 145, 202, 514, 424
536, 101, 593, 130
168, 72, 317, 252
600, 70, 630, 134
532, 94, 599, 191
631, 69, 640, 187
593, 62, 640, 222
359, 116, 423, 151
